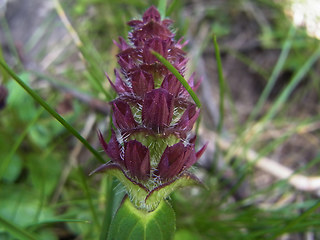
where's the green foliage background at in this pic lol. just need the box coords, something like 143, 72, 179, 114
1, 0, 320, 239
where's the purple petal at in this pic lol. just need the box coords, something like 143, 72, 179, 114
162, 19, 173, 27
161, 74, 182, 97
97, 130, 122, 164
112, 99, 137, 130
196, 142, 208, 160
97, 129, 109, 154
113, 37, 129, 51
117, 48, 139, 71
129, 69, 154, 96
105, 71, 130, 94
143, 38, 169, 64
156, 142, 195, 180
189, 135, 197, 145
176, 37, 188, 49
142, 89, 174, 133
176, 104, 200, 132
124, 140, 150, 180
130, 22, 173, 47
143, 6, 161, 22
127, 19, 143, 27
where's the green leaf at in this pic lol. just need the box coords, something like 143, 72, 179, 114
107, 197, 176, 240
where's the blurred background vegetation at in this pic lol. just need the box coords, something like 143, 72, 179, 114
1, 0, 320, 239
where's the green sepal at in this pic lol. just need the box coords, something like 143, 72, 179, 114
90, 163, 149, 209
91, 163, 202, 211
107, 196, 176, 240
146, 172, 201, 207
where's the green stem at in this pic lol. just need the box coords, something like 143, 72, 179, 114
151, 50, 201, 108
0, 60, 105, 164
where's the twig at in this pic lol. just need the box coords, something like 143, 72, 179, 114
199, 126, 320, 195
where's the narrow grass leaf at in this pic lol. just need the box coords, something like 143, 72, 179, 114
0, 44, 9, 83
269, 200, 320, 239
263, 44, 320, 122
151, 50, 201, 108
77, 167, 101, 230
213, 35, 225, 134
54, 0, 112, 101
0, 60, 105, 163
157, 0, 167, 18
0, 16, 23, 70
249, 25, 296, 121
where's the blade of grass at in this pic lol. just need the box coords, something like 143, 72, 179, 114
77, 166, 101, 230
213, 35, 225, 134
157, 0, 167, 19
167, 0, 180, 17
0, 60, 105, 164
28, 219, 90, 232
222, 27, 297, 181
24, 11, 57, 53
269, 200, 320, 239
262, 44, 320, 122
151, 50, 201, 108
226, 48, 269, 80
0, 44, 9, 83
0, 16, 23, 70
225, 44, 320, 182
54, 0, 112, 101
0, 216, 38, 240
249, 25, 296, 121
33, 143, 59, 224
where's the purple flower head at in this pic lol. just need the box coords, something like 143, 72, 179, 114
92, 6, 207, 211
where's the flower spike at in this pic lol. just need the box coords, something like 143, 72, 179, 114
92, 6, 206, 211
